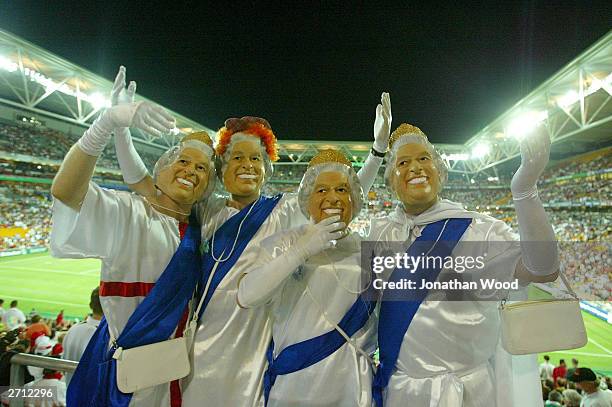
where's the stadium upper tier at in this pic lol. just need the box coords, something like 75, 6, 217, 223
1, 28, 611, 174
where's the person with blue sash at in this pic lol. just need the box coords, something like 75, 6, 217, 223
237, 149, 386, 407
111, 94, 390, 406
50, 67, 217, 407
369, 123, 560, 406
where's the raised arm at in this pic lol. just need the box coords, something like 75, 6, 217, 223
51, 74, 176, 210
111, 66, 156, 197
237, 216, 345, 308
511, 128, 559, 282
357, 92, 391, 194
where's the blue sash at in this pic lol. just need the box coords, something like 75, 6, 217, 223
67, 214, 202, 407
372, 218, 472, 407
197, 194, 282, 320
263, 286, 377, 404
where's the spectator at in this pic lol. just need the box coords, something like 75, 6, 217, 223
545, 390, 563, 406
0, 299, 4, 321
540, 354, 555, 381
1, 300, 25, 330
556, 377, 568, 392
24, 315, 51, 343
55, 310, 64, 328
553, 359, 567, 386
62, 287, 103, 385
568, 368, 612, 407
567, 358, 580, 378
563, 389, 583, 407
22, 338, 66, 407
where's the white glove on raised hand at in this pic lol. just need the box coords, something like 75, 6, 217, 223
373, 92, 392, 154
293, 216, 346, 262
510, 127, 551, 199
110, 66, 150, 184
110, 65, 137, 106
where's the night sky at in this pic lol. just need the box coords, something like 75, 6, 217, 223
0, 2, 610, 144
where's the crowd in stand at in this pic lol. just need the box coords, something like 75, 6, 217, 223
0, 293, 102, 406
539, 355, 612, 406
0, 122, 159, 171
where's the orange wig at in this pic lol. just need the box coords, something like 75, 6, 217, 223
216, 123, 279, 162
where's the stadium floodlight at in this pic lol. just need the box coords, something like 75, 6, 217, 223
506, 111, 548, 140
471, 143, 490, 159
441, 153, 469, 161
0, 55, 18, 72
89, 92, 111, 110
558, 90, 579, 108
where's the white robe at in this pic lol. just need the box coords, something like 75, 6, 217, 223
51, 183, 180, 407
181, 193, 307, 407
259, 228, 377, 407
368, 200, 540, 407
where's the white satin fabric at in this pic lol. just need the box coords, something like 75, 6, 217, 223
51, 183, 179, 407
368, 200, 533, 407
181, 194, 307, 407
258, 229, 377, 407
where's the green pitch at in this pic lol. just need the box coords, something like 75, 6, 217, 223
0, 252, 100, 321
1, 253, 611, 375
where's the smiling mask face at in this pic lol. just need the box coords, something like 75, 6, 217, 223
391, 143, 441, 212
222, 139, 265, 199
156, 147, 211, 205
307, 171, 352, 228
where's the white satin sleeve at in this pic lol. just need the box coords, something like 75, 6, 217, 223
237, 226, 306, 307
50, 182, 134, 261
356, 153, 383, 195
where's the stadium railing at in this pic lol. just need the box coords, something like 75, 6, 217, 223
8, 353, 77, 407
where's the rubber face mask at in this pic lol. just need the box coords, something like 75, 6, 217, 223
391, 143, 441, 212
222, 140, 265, 199
155, 147, 211, 205
307, 171, 353, 228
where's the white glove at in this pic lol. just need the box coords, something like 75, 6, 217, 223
510, 128, 551, 199
293, 216, 346, 262
78, 100, 175, 157
111, 66, 149, 184
237, 216, 345, 308
372, 92, 392, 154
509, 127, 559, 277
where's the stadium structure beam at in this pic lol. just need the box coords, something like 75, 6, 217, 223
460, 30, 612, 173
0, 29, 214, 152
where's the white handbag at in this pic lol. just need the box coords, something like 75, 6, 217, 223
112, 261, 220, 393
499, 273, 587, 355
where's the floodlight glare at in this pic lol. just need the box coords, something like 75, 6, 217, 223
506, 111, 547, 140
557, 90, 579, 108
0, 55, 18, 72
89, 92, 110, 110
471, 143, 490, 159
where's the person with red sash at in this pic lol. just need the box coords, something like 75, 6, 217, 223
50, 67, 216, 407
370, 123, 560, 406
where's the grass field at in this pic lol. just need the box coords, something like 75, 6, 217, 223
1, 252, 611, 375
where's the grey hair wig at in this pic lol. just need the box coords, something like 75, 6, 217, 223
297, 162, 363, 221
383, 134, 449, 193
214, 133, 274, 184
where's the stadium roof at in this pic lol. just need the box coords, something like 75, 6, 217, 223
0, 28, 610, 174
0, 29, 213, 149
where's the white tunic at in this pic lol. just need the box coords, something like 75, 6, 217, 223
51, 183, 181, 407
181, 194, 307, 407
62, 316, 101, 385
368, 201, 525, 407
260, 228, 377, 407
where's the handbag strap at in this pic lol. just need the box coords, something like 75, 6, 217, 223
558, 271, 579, 299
